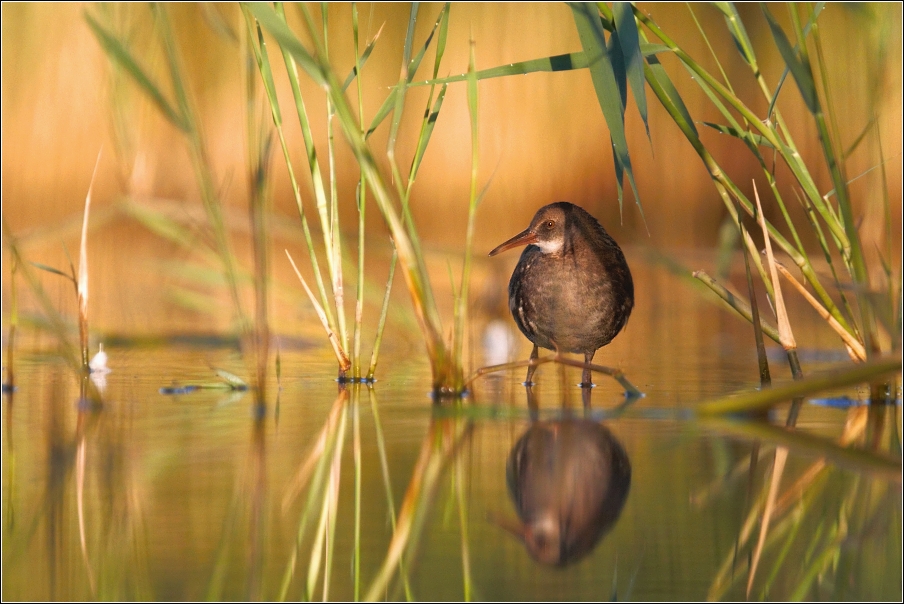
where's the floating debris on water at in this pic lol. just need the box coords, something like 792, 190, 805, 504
159, 385, 200, 395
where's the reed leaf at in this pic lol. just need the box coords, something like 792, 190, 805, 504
775, 262, 867, 361
250, 2, 455, 390
612, 2, 649, 139
696, 355, 901, 416
701, 123, 775, 149
366, 3, 448, 138
693, 271, 782, 345
83, 12, 188, 131
570, 2, 643, 223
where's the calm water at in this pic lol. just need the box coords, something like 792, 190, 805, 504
2, 254, 901, 601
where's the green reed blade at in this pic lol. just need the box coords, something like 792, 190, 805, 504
790, 5, 876, 355
29, 262, 75, 281
433, 3, 451, 76
341, 21, 384, 91
701, 123, 775, 149
83, 12, 188, 132
366, 4, 448, 138
637, 16, 854, 335
695, 270, 782, 344
687, 4, 734, 93
795, 190, 860, 338
766, 4, 826, 121
634, 0, 845, 257
571, 2, 642, 224
322, 8, 349, 357
352, 3, 366, 379
452, 43, 481, 388
254, 4, 337, 336
245, 2, 324, 85
386, 3, 420, 191
410, 43, 666, 90
367, 250, 397, 381
761, 5, 818, 112
408, 85, 447, 193
843, 116, 878, 159
739, 215, 772, 386
697, 355, 902, 416
381, 4, 444, 359
612, 2, 650, 140
711, 3, 757, 67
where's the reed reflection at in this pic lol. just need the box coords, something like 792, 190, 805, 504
504, 387, 631, 566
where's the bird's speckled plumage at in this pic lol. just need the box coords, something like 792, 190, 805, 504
489, 202, 633, 384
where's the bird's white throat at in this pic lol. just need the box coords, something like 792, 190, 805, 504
534, 239, 564, 254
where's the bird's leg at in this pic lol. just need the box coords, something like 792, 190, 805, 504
580, 351, 594, 388
525, 384, 539, 420
524, 344, 540, 385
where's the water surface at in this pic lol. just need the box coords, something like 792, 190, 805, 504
2, 255, 900, 601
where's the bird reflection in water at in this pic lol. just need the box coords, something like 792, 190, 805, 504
503, 387, 631, 566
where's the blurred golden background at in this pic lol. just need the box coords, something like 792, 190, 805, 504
3, 3, 900, 250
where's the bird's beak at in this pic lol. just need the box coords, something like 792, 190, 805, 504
487, 512, 527, 542
488, 227, 538, 256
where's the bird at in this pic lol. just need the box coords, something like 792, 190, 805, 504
488, 202, 633, 387
505, 419, 631, 566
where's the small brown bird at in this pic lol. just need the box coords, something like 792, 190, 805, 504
506, 419, 631, 566
489, 202, 634, 386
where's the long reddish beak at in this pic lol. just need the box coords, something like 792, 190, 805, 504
488, 228, 538, 256
487, 512, 527, 541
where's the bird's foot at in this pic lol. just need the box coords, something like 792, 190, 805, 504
578, 381, 595, 389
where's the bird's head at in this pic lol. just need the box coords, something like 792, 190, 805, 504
488, 203, 570, 256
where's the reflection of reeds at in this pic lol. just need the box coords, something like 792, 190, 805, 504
364, 416, 473, 601
706, 404, 901, 599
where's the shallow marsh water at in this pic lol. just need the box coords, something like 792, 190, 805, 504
2, 253, 901, 601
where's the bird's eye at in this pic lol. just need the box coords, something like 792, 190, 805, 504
544, 220, 555, 229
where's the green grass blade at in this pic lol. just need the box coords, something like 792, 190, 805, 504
701, 123, 775, 149
409, 84, 447, 181
245, 2, 325, 84
570, 2, 643, 224
643, 52, 697, 138
84, 12, 187, 131
265, 3, 339, 336
761, 5, 818, 113
612, 2, 649, 139
452, 40, 481, 387
29, 262, 75, 282
386, 3, 420, 183
368, 3, 449, 139
696, 355, 901, 416
765, 3, 825, 120
433, 3, 451, 76
694, 270, 782, 345
367, 250, 397, 381
712, 2, 758, 68
341, 22, 384, 91
254, 3, 453, 389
